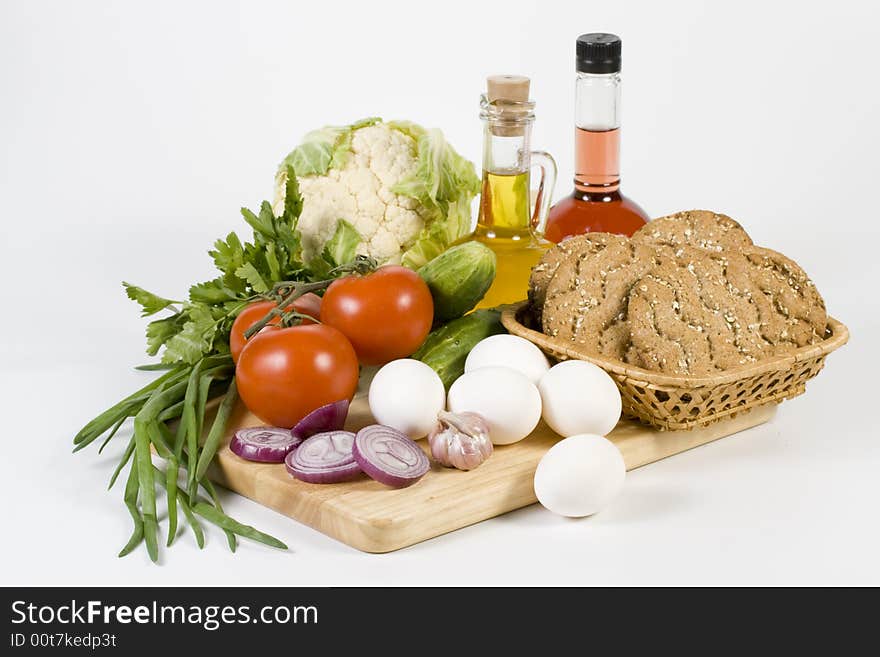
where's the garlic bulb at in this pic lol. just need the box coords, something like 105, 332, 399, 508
427, 410, 493, 471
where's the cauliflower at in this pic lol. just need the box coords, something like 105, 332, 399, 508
273, 118, 479, 268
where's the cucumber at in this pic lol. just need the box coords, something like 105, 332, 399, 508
418, 241, 496, 322
413, 310, 505, 389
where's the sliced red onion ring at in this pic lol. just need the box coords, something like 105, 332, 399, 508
353, 425, 430, 489
284, 431, 361, 484
230, 426, 302, 463
291, 399, 350, 440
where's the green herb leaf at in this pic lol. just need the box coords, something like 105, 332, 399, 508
240, 203, 276, 240
123, 282, 178, 317
260, 201, 278, 235
161, 306, 216, 364
188, 278, 238, 304
235, 262, 269, 294
274, 223, 301, 264
209, 232, 245, 276
145, 314, 182, 356
281, 166, 303, 221
264, 244, 281, 282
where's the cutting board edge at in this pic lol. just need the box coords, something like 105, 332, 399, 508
209, 404, 778, 553
208, 463, 495, 553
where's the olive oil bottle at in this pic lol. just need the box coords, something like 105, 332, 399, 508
470, 75, 557, 309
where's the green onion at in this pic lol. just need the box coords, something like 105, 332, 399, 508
135, 363, 178, 371
118, 461, 144, 558
133, 415, 159, 563
153, 465, 204, 549
108, 435, 137, 490
193, 503, 287, 550
73, 366, 185, 447
192, 378, 238, 502
165, 455, 179, 548
202, 479, 237, 553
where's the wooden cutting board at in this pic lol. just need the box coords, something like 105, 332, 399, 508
207, 395, 777, 553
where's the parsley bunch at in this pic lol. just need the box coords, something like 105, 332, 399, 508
123, 166, 310, 365
72, 167, 324, 562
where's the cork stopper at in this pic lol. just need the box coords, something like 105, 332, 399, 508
485, 75, 531, 137
486, 74, 530, 103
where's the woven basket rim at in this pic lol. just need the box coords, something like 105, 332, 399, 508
500, 302, 850, 388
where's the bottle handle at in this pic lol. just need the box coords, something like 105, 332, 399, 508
529, 150, 558, 237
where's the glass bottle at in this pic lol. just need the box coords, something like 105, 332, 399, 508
544, 33, 648, 243
471, 75, 557, 308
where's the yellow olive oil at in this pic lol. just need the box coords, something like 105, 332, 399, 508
479, 170, 530, 234
470, 170, 550, 309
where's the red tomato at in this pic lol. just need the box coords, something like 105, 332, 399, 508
292, 292, 322, 324
236, 324, 359, 428
320, 265, 433, 365
229, 294, 322, 363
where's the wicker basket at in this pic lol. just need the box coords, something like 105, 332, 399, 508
501, 302, 850, 431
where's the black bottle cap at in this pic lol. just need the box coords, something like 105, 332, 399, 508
576, 33, 622, 74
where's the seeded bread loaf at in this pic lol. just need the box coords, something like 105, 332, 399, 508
632, 209, 753, 253
530, 211, 827, 376
741, 246, 827, 350
528, 233, 627, 314
627, 249, 768, 374
541, 239, 657, 359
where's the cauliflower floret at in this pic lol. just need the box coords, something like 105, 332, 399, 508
279, 123, 430, 265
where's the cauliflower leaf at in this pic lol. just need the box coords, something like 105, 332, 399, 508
321, 219, 362, 269
281, 117, 382, 176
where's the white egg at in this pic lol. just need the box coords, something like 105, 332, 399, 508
465, 334, 550, 384
368, 359, 445, 439
447, 366, 542, 445
534, 434, 626, 517
537, 360, 622, 437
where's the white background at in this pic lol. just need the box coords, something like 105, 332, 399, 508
2, 0, 878, 585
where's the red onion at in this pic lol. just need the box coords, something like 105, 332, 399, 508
352, 425, 429, 488
291, 399, 350, 440
230, 427, 302, 463
284, 431, 361, 484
